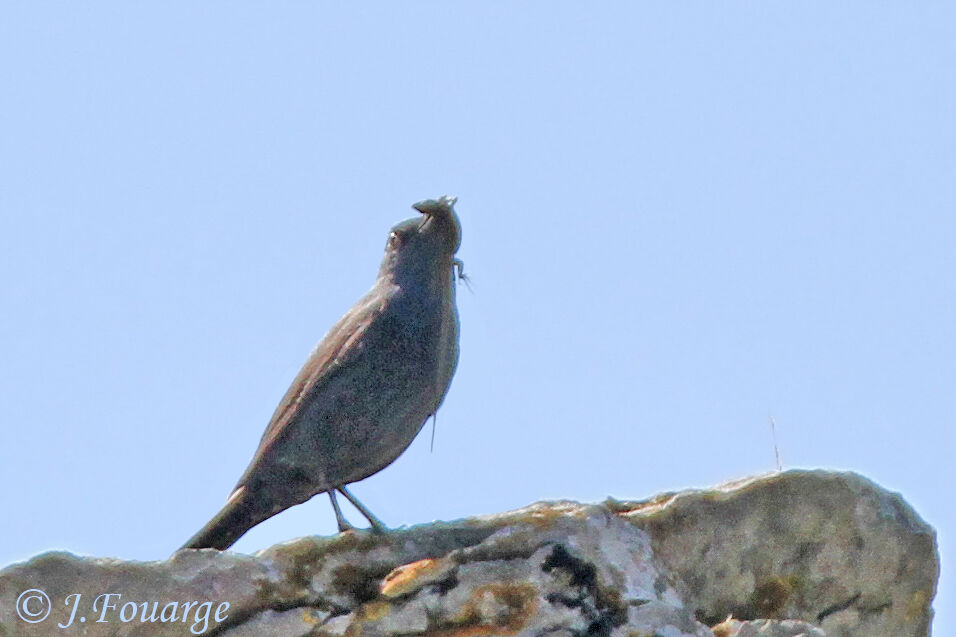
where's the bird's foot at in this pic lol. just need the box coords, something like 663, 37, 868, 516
328, 490, 357, 533
337, 520, 358, 533
338, 486, 389, 534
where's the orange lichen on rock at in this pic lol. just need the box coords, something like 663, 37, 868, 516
439, 581, 539, 637
381, 557, 456, 598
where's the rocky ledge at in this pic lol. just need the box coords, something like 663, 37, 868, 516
0, 470, 938, 637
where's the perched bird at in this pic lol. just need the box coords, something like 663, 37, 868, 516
182, 196, 463, 550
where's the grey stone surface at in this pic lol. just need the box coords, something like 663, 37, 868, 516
613, 470, 938, 637
713, 617, 827, 637
0, 470, 937, 636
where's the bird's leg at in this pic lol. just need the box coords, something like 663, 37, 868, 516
328, 490, 355, 533
338, 486, 387, 533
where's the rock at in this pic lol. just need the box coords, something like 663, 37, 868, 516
0, 470, 937, 637
612, 470, 939, 637
712, 617, 827, 637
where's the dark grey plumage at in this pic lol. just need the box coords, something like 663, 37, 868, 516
182, 196, 462, 550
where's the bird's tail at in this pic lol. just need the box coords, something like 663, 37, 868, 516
180, 487, 270, 551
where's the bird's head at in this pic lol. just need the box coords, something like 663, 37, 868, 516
411, 195, 461, 253
379, 196, 462, 284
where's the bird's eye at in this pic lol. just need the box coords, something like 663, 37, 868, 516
388, 231, 402, 247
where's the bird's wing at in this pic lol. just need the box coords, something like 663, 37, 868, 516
255, 284, 396, 453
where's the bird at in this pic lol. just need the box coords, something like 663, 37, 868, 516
181, 196, 463, 550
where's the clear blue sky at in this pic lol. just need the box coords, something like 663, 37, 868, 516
1, 4, 952, 634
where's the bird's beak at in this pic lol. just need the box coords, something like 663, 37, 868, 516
412, 196, 457, 216
412, 196, 457, 231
